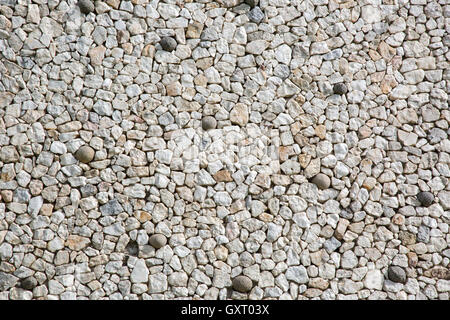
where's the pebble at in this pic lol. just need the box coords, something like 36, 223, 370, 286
78, 0, 95, 14
232, 275, 253, 293
333, 83, 348, 95
388, 266, 407, 284
160, 37, 177, 52
74, 146, 95, 164
417, 191, 434, 207
149, 234, 167, 249
0, 0, 447, 301
202, 116, 217, 131
311, 173, 331, 190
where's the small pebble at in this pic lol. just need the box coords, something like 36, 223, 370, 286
202, 116, 217, 130
232, 275, 253, 293
311, 173, 331, 190
160, 37, 177, 52
75, 146, 95, 164
417, 191, 434, 207
149, 234, 167, 249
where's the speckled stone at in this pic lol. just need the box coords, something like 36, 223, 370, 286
202, 116, 217, 130
75, 146, 95, 164
311, 173, 331, 190
232, 275, 253, 293
160, 37, 177, 52
149, 234, 167, 249
333, 83, 348, 95
388, 266, 407, 284
78, 0, 95, 14
417, 191, 434, 207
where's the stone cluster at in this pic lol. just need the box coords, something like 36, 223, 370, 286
0, 0, 449, 300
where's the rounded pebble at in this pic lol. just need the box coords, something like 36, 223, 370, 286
78, 0, 95, 14
20, 277, 38, 290
311, 173, 331, 190
202, 116, 217, 130
149, 234, 167, 249
75, 146, 95, 164
160, 37, 177, 52
232, 275, 253, 293
417, 191, 434, 207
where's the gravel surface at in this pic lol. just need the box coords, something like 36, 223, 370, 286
0, 0, 449, 300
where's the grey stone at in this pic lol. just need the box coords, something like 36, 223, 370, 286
388, 266, 406, 284
248, 7, 264, 23
333, 83, 348, 95
202, 116, 217, 130
20, 277, 38, 290
232, 275, 253, 293
149, 234, 167, 249
417, 191, 434, 207
311, 173, 331, 190
160, 37, 177, 52
0, 272, 18, 291
78, 0, 95, 14
75, 146, 95, 164
417, 225, 430, 243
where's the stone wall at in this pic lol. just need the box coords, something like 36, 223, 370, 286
0, 0, 449, 300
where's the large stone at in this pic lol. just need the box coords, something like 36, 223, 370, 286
232, 275, 253, 293
75, 146, 95, 163
131, 259, 149, 283
364, 269, 384, 290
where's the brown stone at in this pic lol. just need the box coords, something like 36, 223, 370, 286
391, 213, 405, 225
88, 46, 106, 66
298, 154, 311, 169
135, 210, 151, 223
254, 173, 270, 189
213, 170, 233, 182
230, 103, 249, 126
315, 125, 326, 139
186, 22, 204, 39
65, 235, 90, 251
407, 252, 418, 267
309, 278, 329, 290
378, 41, 396, 61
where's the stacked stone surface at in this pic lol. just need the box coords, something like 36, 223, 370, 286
0, 0, 448, 301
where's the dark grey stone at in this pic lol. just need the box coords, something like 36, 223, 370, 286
248, 7, 264, 23
333, 83, 348, 95
20, 277, 38, 290
78, 0, 95, 14
232, 275, 253, 293
125, 241, 139, 256
245, 0, 259, 7
160, 37, 177, 52
417, 191, 434, 207
100, 199, 124, 216
388, 266, 407, 284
